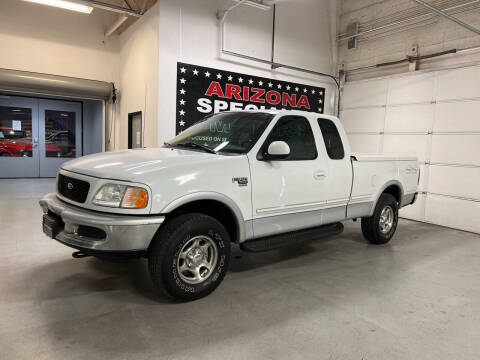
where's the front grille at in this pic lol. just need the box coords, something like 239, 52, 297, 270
57, 174, 90, 203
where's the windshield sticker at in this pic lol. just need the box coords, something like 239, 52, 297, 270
176, 62, 326, 134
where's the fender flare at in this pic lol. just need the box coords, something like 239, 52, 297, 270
161, 191, 248, 243
369, 180, 404, 217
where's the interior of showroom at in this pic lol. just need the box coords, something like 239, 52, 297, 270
0, 0, 480, 359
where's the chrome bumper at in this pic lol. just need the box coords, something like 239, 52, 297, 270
39, 193, 165, 252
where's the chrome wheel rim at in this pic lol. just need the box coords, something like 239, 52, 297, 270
379, 205, 394, 234
176, 235, 218, 285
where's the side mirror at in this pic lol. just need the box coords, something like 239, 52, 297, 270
264, 141, 290, 160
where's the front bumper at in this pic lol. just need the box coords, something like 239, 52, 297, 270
39, 193, 165, 253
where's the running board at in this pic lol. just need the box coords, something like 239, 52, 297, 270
240, 222, 344, 253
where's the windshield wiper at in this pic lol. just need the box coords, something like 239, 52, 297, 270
172, 142, 217, 154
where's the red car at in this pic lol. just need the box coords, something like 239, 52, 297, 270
0, 126, 61, 157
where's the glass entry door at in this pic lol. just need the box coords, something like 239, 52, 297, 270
39, 100, 81, 177
0, 96, 39, 177
0, 96, 82, 178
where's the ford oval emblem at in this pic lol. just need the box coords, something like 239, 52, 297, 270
67, 182, 73, 190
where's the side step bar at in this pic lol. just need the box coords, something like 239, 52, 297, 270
240, 222, 344, 253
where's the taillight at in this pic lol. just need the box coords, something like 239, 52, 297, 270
418, 167, 421, 185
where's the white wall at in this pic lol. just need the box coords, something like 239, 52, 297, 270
0, 0, 119, 83
156, 0, 338, 145
340, 64, 480, 234
338, 0, 480, 79
114, 3, 159, 150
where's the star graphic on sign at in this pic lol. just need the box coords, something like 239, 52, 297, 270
179, 120, 185, 126
268, 82, 273, 87
311, 89, 315, 94
295, 87, 299, 92
180, 67, 186, 73
205, 71, 211, 77
180, 88, 186, 94
227, 75, 233, 81
277, 84, 282, 89
319, 91, 323, 95
286, 85, 291, 90
318, 108, 322, 112
258, 81, 263, 86
193, 69, 199, 75
303, 88, 308, 93
318, 99, 323, 104
216, 73, 222, 79
238, 77, 243, 83
179, 99, 186, 105
180, 78, 186, 84
248, 79, 254, 84
179, 110, 185, 116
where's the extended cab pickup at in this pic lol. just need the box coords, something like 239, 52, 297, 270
40, 110, 418, 301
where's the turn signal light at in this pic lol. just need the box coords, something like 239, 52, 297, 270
121, 187, 148, 209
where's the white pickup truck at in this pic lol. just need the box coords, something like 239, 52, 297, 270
40, 110, 419, 301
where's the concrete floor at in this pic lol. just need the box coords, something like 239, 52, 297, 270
0, 179, 479, 360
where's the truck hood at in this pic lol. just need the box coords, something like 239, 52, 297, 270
61, 147, 225, 183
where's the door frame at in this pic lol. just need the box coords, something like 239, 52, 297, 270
128, 111, 142, 149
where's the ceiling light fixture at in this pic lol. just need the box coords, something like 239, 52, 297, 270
24, 0, 93, 14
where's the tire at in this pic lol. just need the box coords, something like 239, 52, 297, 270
361, 193, 399, 245
148, 213, 231, 301
0, 153, 11, 157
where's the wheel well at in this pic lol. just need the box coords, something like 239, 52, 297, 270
383, 184, 401, 204
166, 200, 238, 243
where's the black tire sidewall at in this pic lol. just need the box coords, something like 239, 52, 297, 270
373, 194, 398, 242
155, 214, 230, 300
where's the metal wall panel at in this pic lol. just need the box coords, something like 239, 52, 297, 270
387, 73, 436, 105
341, 107, 385, 133
342, 80, 387, 108
384, 104, 433, 133
437, 66, 480, 101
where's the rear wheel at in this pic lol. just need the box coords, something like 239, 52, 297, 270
148, 213, 231, 301
361, 193, 398, 244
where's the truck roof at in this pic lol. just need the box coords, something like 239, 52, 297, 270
220, 109, 339, 121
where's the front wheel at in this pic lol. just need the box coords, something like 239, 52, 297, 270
361, 193, 399, 244
148, 213, 231, 301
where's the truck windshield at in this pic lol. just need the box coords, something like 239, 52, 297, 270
167, 112, 275, 154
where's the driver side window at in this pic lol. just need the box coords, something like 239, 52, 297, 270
259, 115, 317, 160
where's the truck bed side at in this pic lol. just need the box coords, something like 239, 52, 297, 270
347, 155, 419, 219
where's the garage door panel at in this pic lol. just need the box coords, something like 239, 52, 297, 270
347, 134, 382, 153
342, 80, 387, 108
437, 66, 480, 101
383, 134, 428, 162
387, 73, 435, 105
430, 135, 480, 165
340, 108, 384, 133
426, 194, 480, 233
428, 165, 480, 200
400, 193, 425, 222
435, 101, 480, 132
385, 104, 433, 133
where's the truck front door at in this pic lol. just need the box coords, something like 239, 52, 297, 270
248, 115, 328, 238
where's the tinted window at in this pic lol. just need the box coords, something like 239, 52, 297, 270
318, 118, 344, 159
261, 116, 317, 160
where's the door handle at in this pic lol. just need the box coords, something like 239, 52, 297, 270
314, 171, 326, 180
33, 137, 38, 148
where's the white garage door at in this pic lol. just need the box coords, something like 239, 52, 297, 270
340, 65, 480, 234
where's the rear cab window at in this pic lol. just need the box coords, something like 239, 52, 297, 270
317, 118, 345, 160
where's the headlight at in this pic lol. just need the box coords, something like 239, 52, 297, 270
93, 184, 148, 209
